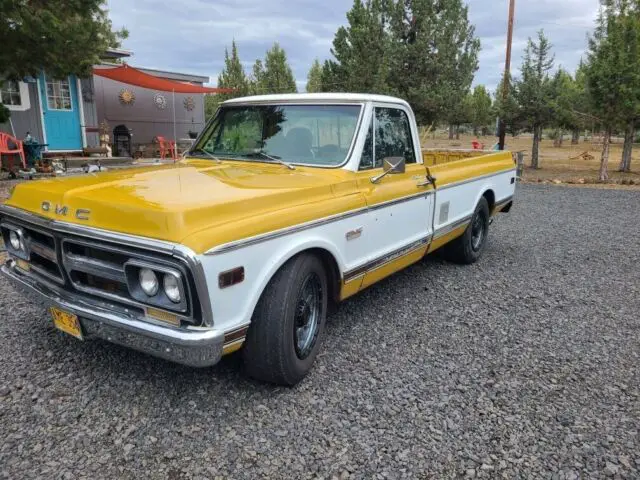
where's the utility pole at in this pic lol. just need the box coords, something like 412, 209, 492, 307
498, 0, 516, 151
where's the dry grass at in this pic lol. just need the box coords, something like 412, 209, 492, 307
422, 132, 640, 187
2, 134, 639, 192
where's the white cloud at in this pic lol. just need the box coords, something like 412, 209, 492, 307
106, 0, 600, 92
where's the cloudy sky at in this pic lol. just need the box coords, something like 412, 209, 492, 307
106, 0, 600, 94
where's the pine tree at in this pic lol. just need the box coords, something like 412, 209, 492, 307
549, 69, 580, 147
469, 85, 493, 136
250, 59, 265, 94
252, 43, 297, 94
322, 0, 390, 93
206, 41, 250, 118
386, 0, 480, 125
514, 31, 555, 169
586, 0, 640, 179
571, 62, 591, 144
216, 41, 250, 101
615, 1, 640, 172
493, 72, 521, 138
447, 92, 473, 139
306, 59, 324, 93
0, 0, 128, 80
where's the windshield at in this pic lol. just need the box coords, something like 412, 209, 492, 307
191, 104, 362, 167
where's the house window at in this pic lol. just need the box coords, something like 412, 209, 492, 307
46, 77, 72, 110
1, 80, 23, 107
0, 80, 30, 111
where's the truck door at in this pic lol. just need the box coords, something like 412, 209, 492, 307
353, 105, 434, 289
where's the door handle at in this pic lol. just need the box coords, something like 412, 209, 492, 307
417, 174, 436, 187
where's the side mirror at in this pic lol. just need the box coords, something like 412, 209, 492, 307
371, 157, 406, 183
383, 156, 405, 174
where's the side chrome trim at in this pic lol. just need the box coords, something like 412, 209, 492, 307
435, 168, 516, 191
205, 190, 434, 256
0, 204, 214, 327
206, 206, 369, 255
368, 190, 433, 212
343, 235, 430, 282
433, 214, 473, 240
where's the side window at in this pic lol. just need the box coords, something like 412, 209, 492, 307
358, 117, 374, 170
374, 107, 416, 167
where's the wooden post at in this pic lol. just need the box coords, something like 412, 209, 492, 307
498, 0, 516, 151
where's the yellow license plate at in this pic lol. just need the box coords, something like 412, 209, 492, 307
16, 258, 30, 272
50, 307, 83, 340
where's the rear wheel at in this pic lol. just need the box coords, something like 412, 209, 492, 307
445, 197, 490, 264
243, 253, 327, 386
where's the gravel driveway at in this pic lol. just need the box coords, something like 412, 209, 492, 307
1, 184, 639, 479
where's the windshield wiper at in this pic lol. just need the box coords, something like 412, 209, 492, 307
244, 150, 295, 170
188, 148, 222, 163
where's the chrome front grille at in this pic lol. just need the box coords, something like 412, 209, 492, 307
1, 216, 199, 324
1, 221, 65, 286
61, 238, 136, 308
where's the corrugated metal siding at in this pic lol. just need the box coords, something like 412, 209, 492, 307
93, 75, 206, 145
80, 78, 99, 147
0, 82, 44, 142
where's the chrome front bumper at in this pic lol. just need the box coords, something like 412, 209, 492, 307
1, 260, 225, 367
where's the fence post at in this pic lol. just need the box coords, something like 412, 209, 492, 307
515, 151, 525, 179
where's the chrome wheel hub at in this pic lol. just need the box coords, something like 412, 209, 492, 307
294, 273, 322, 359
471, 214, 485, 251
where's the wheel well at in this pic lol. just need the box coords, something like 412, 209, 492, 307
306, 248, 341, 310
482, 189, 495, 212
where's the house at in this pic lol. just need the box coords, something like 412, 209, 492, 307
0, 48, 208, 154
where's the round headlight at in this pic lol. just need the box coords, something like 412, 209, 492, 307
9, 230, 21, 251
139, 268, 159, 296
163, 273, 181, 303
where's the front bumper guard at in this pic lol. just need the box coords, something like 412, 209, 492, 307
1, 260, 224, 367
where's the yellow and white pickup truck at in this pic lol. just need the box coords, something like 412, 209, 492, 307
0, 94, 515, 385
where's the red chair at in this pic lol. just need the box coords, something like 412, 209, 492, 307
471, 139, 484, 150
0, 132, 27, 169
155, 136, 177, 160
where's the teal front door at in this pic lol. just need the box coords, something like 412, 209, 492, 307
39, 73, 83, 150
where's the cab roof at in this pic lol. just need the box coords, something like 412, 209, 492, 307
222, 93, 411, 108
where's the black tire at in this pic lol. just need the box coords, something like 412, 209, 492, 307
243, 253, 328, 386
445, 197, 490, 264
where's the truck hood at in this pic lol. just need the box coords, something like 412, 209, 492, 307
4, 159, 360, 253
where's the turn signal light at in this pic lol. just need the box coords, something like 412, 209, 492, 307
219, 267, 244, 289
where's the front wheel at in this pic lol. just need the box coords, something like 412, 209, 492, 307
243, 253, 328, 386
444, 197, 490, 264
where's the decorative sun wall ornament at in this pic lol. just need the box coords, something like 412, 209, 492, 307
153, 93, 167, 109
119, 88, 135, 105
183, 96, 195, 111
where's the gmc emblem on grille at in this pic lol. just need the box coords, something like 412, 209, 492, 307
41, 202, 91, 220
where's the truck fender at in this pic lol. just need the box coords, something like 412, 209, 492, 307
205, 235, 347, 330
474, 184, 495, 213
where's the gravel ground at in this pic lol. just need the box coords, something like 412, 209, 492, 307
1, 184, 639, 479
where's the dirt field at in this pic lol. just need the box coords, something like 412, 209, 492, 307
423, 132, 640, 186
